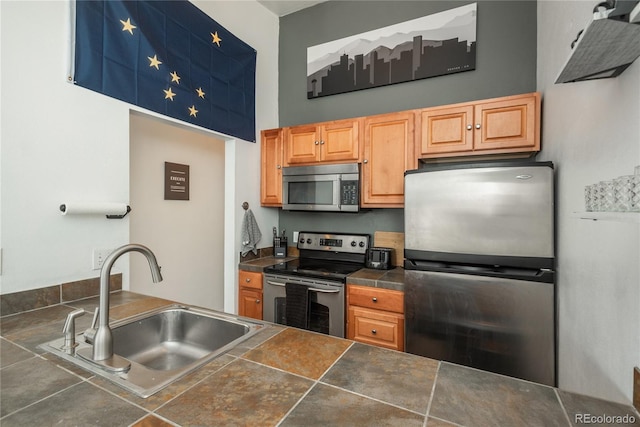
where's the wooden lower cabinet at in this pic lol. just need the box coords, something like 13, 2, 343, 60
346, 284, 404, 351
238, 270, 263, 320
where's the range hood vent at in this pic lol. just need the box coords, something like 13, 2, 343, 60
556, 0, 640, 83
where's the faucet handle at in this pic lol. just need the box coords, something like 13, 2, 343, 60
90, 307, 99, 329
62, 309, 85, 355
83, 307, 99, 344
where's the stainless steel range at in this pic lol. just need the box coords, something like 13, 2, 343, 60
263, 231, 370, 337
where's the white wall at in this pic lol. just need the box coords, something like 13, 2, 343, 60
129, 112, 225, 310
537, 2, 640, 404
0, 1, 280, 304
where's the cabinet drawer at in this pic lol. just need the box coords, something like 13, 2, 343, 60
239, 270, 262, 290
348, 306, 404, 351
347, 285, 403, 313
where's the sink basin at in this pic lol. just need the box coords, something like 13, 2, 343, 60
40, 305, 267, 397
112, 307, 252, 371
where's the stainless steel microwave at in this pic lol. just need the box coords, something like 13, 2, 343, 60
282, 163, 360, 212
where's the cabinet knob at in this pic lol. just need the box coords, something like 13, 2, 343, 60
315, 141, 319, 145
277, 165, 281, 169
466, 124, 472, 130
245, 278, 251, 282
320, 140, 325, 145
255, 299, 261, 304
475, 124, 481, 129
363, 159, 368, 164
372, 297, 377, 302
371, 329, 377, 334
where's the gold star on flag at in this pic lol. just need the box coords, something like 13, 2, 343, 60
170, 71, 181, 84
211, 31, 222, 47
148, 55, 162, 70
189, 105, 198, 117
196, 87, 205, 99
120, 18, 136, 35
163, 87, 176, 101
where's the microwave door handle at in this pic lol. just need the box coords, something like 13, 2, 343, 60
337, 175, 342, 210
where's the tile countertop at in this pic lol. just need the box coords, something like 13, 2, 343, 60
1, 292, 639, 426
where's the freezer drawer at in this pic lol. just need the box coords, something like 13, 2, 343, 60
404, 269, 556, 386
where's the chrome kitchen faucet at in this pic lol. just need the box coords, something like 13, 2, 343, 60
84, 244, 163, 368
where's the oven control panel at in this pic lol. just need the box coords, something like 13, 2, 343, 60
297, 232, 369, 254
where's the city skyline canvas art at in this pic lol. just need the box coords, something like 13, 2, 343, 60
307, 3, 477, 99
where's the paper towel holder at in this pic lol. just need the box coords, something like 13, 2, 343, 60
59, 204, 131, 219
106, 205, 131, 219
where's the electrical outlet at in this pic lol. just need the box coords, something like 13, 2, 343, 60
92, 249, 113, 270
293, 231, 299, 243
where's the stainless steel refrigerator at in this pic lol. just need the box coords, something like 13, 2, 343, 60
404, 161, 556, 386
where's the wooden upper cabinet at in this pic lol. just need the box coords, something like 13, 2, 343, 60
417, 92, 540, 158
474, 94, 538, 151
260, 128, 283, 206
362, 112, 415, 207
284, 125, 319, 165
420, 105, 474, 154
284, 119, 359, 165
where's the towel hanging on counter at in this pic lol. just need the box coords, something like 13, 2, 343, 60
285, 282, 310, 329
240, 209, 262, 257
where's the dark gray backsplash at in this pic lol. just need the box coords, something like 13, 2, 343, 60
276, 0, 537, 238
279, 209, 404, 241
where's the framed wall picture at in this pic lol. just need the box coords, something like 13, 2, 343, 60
164, 162, 190, 200
307, 3, 477, 99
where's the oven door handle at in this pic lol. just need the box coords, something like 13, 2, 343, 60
308, 287, 340, 293
266, 280, 286, 287
266, 280, 340, 293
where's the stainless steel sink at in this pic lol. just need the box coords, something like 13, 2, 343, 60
40, 305, 267, 397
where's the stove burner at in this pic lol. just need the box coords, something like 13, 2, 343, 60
264, 232, 370, 282
264, 259, 363, 282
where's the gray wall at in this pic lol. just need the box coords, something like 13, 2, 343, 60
277, 0, 537, 237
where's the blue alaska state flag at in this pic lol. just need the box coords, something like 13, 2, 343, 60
72, 0, 256, 142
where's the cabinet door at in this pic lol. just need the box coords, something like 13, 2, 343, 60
260, 128, 283, 206
419, 105, 474, 155
239, 288, 263, 320
347, 306, 404, 351
474, 94, 539, 152
284, 125, 320, 165
320, 119, 360, 162
362, 112, 414, 207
